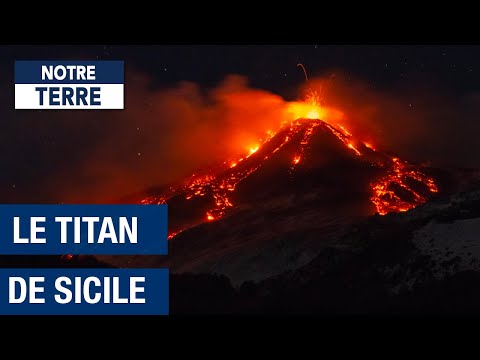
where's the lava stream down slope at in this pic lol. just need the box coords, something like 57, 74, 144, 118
141, 115, 438, 239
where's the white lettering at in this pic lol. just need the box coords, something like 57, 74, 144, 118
55, 217, 72, 243
41, 65, 53, 80
13, 217, 28, 244
9, 277, 27, 303
54, 276, 72, 304
119, 217, 137, 244
30, 217, 46, 244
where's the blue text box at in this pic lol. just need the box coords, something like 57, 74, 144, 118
0, 204, 167, 255
15, 61, 124, 84
0, 268, 168, 315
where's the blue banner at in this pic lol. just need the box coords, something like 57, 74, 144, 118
0, 204, 167, 255
0, 268, 168, 315
15, 61, 124, 84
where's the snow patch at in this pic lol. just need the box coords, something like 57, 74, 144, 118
413, 217, 480, 279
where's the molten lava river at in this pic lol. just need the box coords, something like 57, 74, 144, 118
141, 93, 439, 239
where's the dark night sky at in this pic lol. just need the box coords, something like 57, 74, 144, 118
1, 45, 480, 203
3, 45, 480, 93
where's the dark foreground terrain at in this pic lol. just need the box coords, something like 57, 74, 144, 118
166, 185, 480, 314
3, 122, 480, 314
5, 180, 480, 315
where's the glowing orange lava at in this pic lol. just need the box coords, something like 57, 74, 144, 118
370, 157, 438, 215
287, 92, 325, 120
167, 231, 181, 240
249, 146, 259, 155
364, 142, 375, 151
348, 143, 362, 156
141, 91, 439, 238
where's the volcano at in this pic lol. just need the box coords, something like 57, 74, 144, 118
97, 103, 441, 284
140, 116, 439, 236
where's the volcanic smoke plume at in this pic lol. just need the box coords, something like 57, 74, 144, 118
3, 69, 480, 208
41, 71, 466, 222
55, 75, 293, 203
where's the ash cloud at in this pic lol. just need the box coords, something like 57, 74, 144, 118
2, 69, 480, 204
51, 74, 290, 203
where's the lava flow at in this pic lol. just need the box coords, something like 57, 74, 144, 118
141, 93, 439, 238
370, 157, 438, 215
